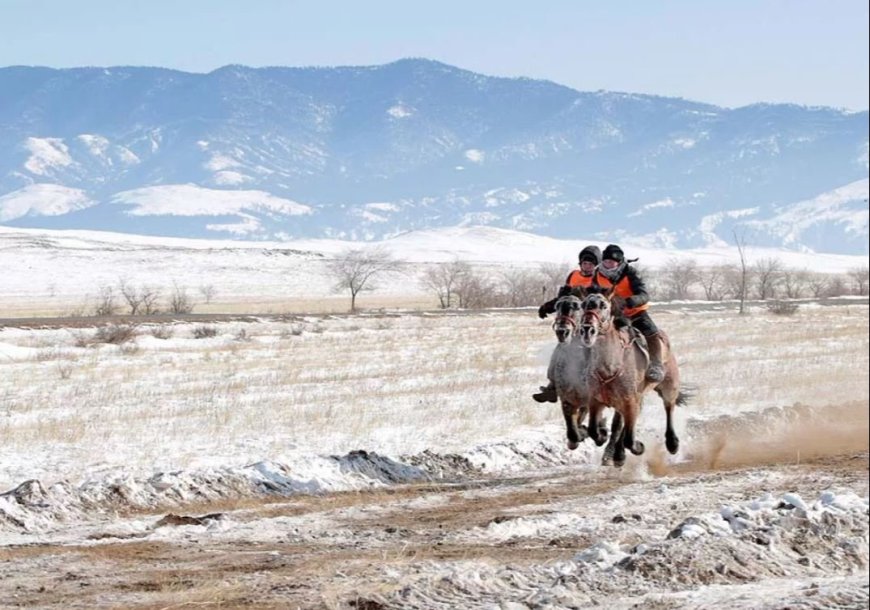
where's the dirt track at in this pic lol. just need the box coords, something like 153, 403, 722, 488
2, 413, 867, 610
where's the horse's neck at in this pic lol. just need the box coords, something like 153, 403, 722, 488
588, 326, 625, 371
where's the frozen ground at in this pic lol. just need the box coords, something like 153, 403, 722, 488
0, 301, 867, 608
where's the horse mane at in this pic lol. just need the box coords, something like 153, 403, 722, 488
613, 315, 631, 330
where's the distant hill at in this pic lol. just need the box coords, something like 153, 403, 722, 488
0, 59, 867, 253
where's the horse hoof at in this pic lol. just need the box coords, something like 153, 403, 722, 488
594, 435, 608, 447
567, 440, 579, 451
630, 441, 645, 456
666, 435, 680, 455
577, 425, 589, 442
613, 458, 626, 468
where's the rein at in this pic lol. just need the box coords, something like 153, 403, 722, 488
581, 309, 611, 334
553, 314, 576, 328
552, 313, 578, 337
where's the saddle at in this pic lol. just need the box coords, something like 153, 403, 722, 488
615, 320, 653, 367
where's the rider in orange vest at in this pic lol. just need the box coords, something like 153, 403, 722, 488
537, 245, 601, 319
594, 244, 665, 382
532, 245, 601, 403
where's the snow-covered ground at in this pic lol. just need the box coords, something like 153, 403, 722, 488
0, 226, 867, 608
1, 225, 867, 316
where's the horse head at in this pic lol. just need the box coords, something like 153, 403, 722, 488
579, 287, 615, 347
552, 294, 584, 343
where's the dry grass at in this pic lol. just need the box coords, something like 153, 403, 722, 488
0, 305, 867, 488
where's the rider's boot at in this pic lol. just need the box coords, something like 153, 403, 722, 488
646, 333, 665, 382
532, 379, 557, 403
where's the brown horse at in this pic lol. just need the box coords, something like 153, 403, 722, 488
575, 288, 687, 467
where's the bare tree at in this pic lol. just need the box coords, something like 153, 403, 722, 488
454, 269, 497, 309
538, 262, 567, 299
501, 268, 545, 307
849, 266, 869, 296
824, 275, 849, 298
733, 229, 749, 315
140, 287, 162, 314
698, 265, 731, 301
658, 257, 701, 301
806, 273, 830, 298
421, 260, 470, 308
93, 285, 119, 317
168, 282, 195, 314
753, 257, 783, 300
326, 247, 402, 312
119, 279, 161, 315
199, 284, 217, 304
780, 268, 809, 299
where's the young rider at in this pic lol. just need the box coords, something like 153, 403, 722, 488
593, 244, 665, 382
532, 245, 601, 403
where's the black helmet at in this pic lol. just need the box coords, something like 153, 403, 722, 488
601, 244, 624, 263
578, 245, 601, 265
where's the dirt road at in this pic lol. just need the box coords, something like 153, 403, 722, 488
1, 444, 867, 610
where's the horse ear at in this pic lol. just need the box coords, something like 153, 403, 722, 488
601, 286, 615, 300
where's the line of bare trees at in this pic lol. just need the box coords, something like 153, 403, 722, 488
326, 247, 870, 313
417, 258, 868, 311
646, 259, 869, 303
84, 279, 218, 316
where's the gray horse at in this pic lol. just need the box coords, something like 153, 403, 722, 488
548, 294, 614, 452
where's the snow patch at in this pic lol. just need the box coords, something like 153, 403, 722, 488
23, 137, 74, 175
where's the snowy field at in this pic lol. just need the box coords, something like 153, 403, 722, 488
1, 225, 867, 316
1, 225, 868, 608
1, 296, 868, 608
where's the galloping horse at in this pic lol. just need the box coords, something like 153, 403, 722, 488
549, 294, 614, 451
576, 287, 688, 467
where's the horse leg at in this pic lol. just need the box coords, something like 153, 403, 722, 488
562, 400, 588, 450
656, 387, 680, 455
587, 402, 603, 446
601, 411, 623, 466
622, 398, 646, 456
594, 411, 610, 447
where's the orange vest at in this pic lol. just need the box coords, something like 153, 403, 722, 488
593, 272, 649, 317
566, 270, 594, 288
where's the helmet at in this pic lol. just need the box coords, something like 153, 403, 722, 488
578, 245, 601, 266
599, 244, 626, 280
601, 244, 624, 263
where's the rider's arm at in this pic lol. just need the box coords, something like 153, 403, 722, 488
624, 267, 650, 309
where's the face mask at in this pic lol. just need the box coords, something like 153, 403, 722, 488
599, 260, 625, 280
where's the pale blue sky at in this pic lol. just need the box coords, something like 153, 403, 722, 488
1, 0, 867, 109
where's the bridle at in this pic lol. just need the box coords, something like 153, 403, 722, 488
552, 296, 583, 340
552, 312, 578, 334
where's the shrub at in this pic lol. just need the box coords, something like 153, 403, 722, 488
150, 326, 174, 340
193, 325, 218, 339
92, 324, 138, 344
767, 300, 799, 316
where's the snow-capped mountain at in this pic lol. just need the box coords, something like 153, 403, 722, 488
0, 59, 867, 253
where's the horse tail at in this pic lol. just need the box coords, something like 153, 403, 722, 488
676, 384, 697, 407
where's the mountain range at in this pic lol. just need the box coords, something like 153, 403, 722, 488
0, 58, 867, 253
